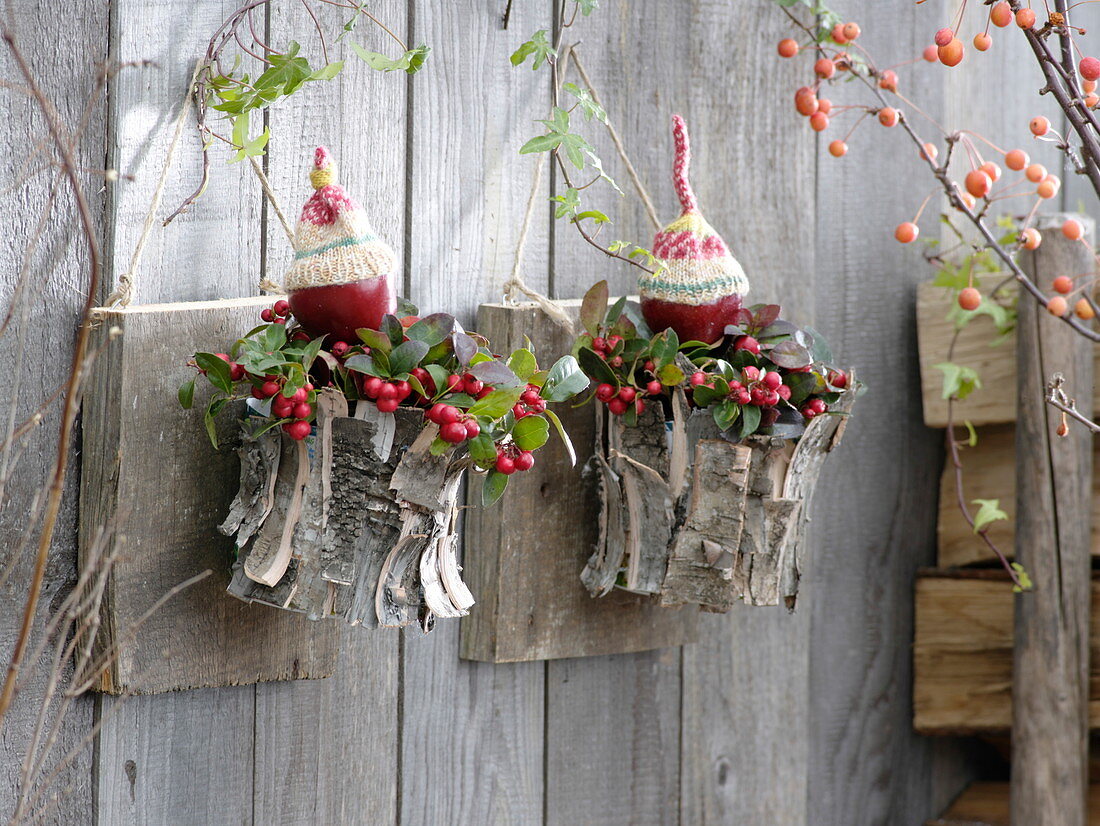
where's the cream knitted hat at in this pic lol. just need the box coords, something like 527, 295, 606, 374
638, 116, 750, 306
284, 146, 397, 291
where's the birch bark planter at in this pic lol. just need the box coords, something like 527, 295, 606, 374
583, 392, 852, 610
223, 388, 474, 631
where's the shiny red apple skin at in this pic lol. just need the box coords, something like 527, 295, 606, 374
640, 293, 744, 343
288, 275, 396, 344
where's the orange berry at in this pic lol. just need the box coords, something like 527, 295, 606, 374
843, 22, 861, 41
1005, 148, 1029, 171
974, 32, 992, 51
960, 191, 977, 210
958, 287, 982, 311
810, 111, 830, 132
939, 38, 965, 67
1030, 116, 1050, 136
923, 44, 939, 62
831, 23, 848, 44
1063, 218, 1084, 241
991, 1, 1013, 27
1022, 227, 1042, 249
1048, 295, 1069, 316
965, 169, 993, 198
829, 140, 848, 157
878, 106, 899, 127
1081, 56, 1100, 81
795, 88, 818, 117
835, 52, 852, 71
1076, 297, 1096, 319
1086, 79, 1098, 93
1016, 8, 1037, 28
1087, 93, 1100, 108
818, 98, 833, 115
1053, 275, 1075, 293
814, 57, 836, 79
1025, 163, 1047, 183
920, 142, 939, 162
778, 38, 799, 58
935, 28, 954, 47
879, 70, 898, 92
1037, 175, 1060, 199
980, 161, 1002, 182
895, 222, 919, 243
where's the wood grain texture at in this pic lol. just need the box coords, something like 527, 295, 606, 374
937, 423, 1100, 567
913, 571, 1100, 734
1012, 215, 1094, 825
0, 0, 109, 819
808, 1, 974, 822
927, 782, 1100, 826
461, 304, 697, 663
398, 3, 552, 824
250, 2, 407, 822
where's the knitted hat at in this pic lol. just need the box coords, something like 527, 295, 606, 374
638, 115, 750, 305
284, 146, 397, 291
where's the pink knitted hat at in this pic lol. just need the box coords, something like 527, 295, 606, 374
638, 116, 750, 305
284, 146, 397, 290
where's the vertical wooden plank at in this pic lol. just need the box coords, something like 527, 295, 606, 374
95, 1, 267, 821
398, 2, 551, 823
809, 1, 973, 822
0, 0, 108, 819
1012, 214, 1094, 825
249, 2, 408, 822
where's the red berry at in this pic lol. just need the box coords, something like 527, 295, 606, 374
765, 390, 780, 406
272, 397, 294, 418
495, 454, 516, 475
814, 57, 836, 79
777, 38, 799, 58
251, 386, 265, 400
743, 366, 761, 382
606, 335, 623, 350
229, 363, 245, 381
273, 299, 290, 316
1053, 275, 1074, 294
878, 70, 898, 92
1030, 116, 1050, 137
440, 422, 467, 443
965, 170, 992, 198
393, 380, 411, 400
464, 377, 484, 396
363, 376, 383, 398
762, 371, 782, 390
261, 309, 275, 323
644, 360, 656, 372
690, 372, 707, 386
635, 399, 645, 415
529, 399, 546, 412
272, 317, 286, 325
377, 382, 398, 400
288, 388, 307, 403
445, 374, 463, 393
878, 107, 899, 127
958, 287, 982, 311
808, 398, 827, 414
292, 402, 312, 419
512, 403, 529, 419
464, 419, 480, 439
619, 386, 637, 402
304, 382, 314, 392
1016, 7, 1036, 28
843, 22, 860, 41
829, 140, 848, 158
801, 406, 817, 419
521, 389, 540, 406
285, 420, 312, 440
427, 403, 446, 423
607, 398, 628, 416
795, 87, 818, 117
750, 387, 767, 406
829, 370, 848, 388
610, 356, 624, 368
737, 390, 752, 405
292, 330, 311, 342
734, 336, 761, 355
895, 222, 919, 244
376, 398, 399, 413
810, 111, 830, 132
331, 341, 349, 357
438, 405, 461, 424
261, 381, 280, 398
646, 380, 662, 396
937, 39, 963, 68
934, 28, 954, 47
777, 384, 792, 401
592, 337, 606, 352
514, 451, 535, 471
595, 383, 615, 402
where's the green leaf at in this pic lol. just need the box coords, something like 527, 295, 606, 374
577, 348, 618, 388
178, 377, 196, 409
261, 322, 287, 352
691, 384, 723, 407
195, 353, 233, 394
519, 134, 563, 154
507, 348, 538, 380
468, 433, 499, 467
309, 61, 344, 81
344, 354, 383, 377
468, 387, 525, 418
550, 187, 581, 219
204, 396, 227, 449
972, 499, 1008, 533
738, 404, 762, 438
405, 313, 455, 347
542, 355, 589, 402
1011, 562, 1034, 592
429, 435, 450, 456
650, 329, 679, 367
657, 364, 684, 386
388, 339, 430, 376
580, 281, 609, 336
510, 29, 556, 70
483, 470, 510, 506
963, 420, 978, 447
544, 408, 576, 466
350, 42, 431, 74
512, 415, 550, 451
562, 82, 607, 123
356, 327, 393, 354
712, 399, 740, 431
935, 362, 982, 400
575, 0, 599, 13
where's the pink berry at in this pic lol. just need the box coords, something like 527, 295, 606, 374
512, 404, 529, 419
610, 356, 623, 368
261, 381, 280, 398
595, 383, 616, 402
733, 335, 761, 354
607, 398, 628, 416
521, 389, 540, 406
644, 360, 656, 372
272, 397, 293, 418
446, 374, 463, 393
464, 419, 481, 439
690, 372, 707, 386
619, 386, 637, 403
934, 28, 954, 47
1081, 57, 1100, 81
464, 376, 484, 396
392, 380, 411, 400
592, 336, 606, 352
427, 403, 446, 423
290, 388, 308, 404
635, 399, 645, 415
376, 398, 399, 413
438, 405, 461, 424
646, 380, 662, 396
762, 371, 782, 390
292, 402, 312, 419
273, 299, 290, 316
377, 382, 398, 400
495, 454, 516, 475
362, 376, 383, 398
229, 363, 245, 382
440, 422, 467, 443
606, 335, 623, 350
777, 384, 792, 401
285, 420, 312, 440
829, 369, 848, 388
514, 451, 535, 471
743, 366, 761, 382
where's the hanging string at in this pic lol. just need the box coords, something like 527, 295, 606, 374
250, 155, 292, 293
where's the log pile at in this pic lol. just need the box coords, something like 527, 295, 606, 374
582, 390, 851, 610
222, 388, 474, 631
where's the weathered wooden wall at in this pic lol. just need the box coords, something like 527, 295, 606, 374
6, 0, 1083, 822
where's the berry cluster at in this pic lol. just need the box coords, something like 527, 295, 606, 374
247, 375, 316, 441
595, 382, 646, 417
493, 443, 535, 475
590, 334, 625, 367
360, 376, 412, 413
260, 299, 291, 325
512, 384, 547, 419
425, 403, 481, 444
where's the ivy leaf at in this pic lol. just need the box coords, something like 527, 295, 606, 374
963, 419, 978, 447
935, 362, 982, 400
544, 408, 576, 466
520, 133, 563, 154
1011, 562, 1034, 593
972, 499, 1008, 533
574, 0, 599, 14
308, 61, 344, 81
350, 42, 431, 74
580, 280, 609, 336
483, 470, 510, 506
542, 355, 589, 402
584, 151, 622, 195
510, 29, 556, 70
562, 82, 607, 123
551, 187, 582, 219
512, 414, 550, 451
178, 377, 196, 409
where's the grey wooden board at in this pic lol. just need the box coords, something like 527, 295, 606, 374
810, 1, 976, 823
460, 303, 698, 663
79, 298, 338, 694
397, 3, 553, 823
0, 0, 108, 819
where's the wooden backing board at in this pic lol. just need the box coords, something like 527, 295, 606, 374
937, 423, 1100, 568
460, 301, 698, 662
913, 570, 1100, 734
79, 297, 337, 694
926, 782, 1100, 826
917, 276, 1100, 428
